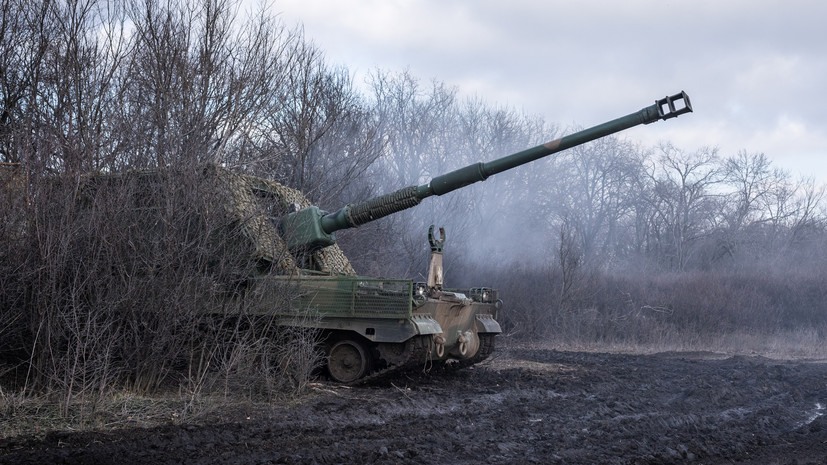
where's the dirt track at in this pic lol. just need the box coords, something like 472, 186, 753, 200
2, 347, 827, 464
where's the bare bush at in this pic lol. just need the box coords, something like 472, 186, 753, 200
0, 0, 332, 417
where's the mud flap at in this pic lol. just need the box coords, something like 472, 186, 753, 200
475, 313, 502, 334
412, 314, 443, 335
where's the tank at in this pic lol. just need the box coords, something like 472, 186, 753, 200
254, 91, 693, 382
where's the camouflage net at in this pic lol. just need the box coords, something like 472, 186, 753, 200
50, 164, 357, 277
204, 165, 356, 276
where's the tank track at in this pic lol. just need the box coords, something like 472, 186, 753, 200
457, 333, 496, 367
343, 333, 497, 385
429, 333, 497, 373
345, 335, 432, 386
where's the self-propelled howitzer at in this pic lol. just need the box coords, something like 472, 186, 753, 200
280, 91, 692, 252
272, 91, 691, 383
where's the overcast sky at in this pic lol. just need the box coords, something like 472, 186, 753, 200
271, 0, 827, 183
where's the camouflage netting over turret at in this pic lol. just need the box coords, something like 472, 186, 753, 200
203, 164, 356, 276
70, 164, 356, 277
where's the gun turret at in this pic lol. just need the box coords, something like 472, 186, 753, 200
281, 91, 692, 251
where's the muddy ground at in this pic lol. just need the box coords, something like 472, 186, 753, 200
2, 346, 827, 464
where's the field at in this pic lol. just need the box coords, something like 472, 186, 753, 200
3, 343, 826, 464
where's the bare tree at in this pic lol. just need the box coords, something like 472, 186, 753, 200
121, 0, 285, 168
258, 37, 381, 208
0, 0, 51, 164
723, 151, 776, 230
546, 134, 647, 267
648, 144, 723, 271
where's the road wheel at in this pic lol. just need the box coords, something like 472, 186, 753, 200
327, 339, 370, 383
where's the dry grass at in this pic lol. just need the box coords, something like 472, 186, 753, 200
0, 383, 316, 440
0, 391, 184, 438
534, 326, 827, 361
710, 328, 827, 360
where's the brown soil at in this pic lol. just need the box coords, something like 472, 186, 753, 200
2, 347, 827, 464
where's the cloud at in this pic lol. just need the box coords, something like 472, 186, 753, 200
271, 0, 827, 182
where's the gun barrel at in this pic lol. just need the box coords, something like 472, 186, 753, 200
320, 91, 691, 236
426, 91, 691, 196
285, 91, 691, 251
